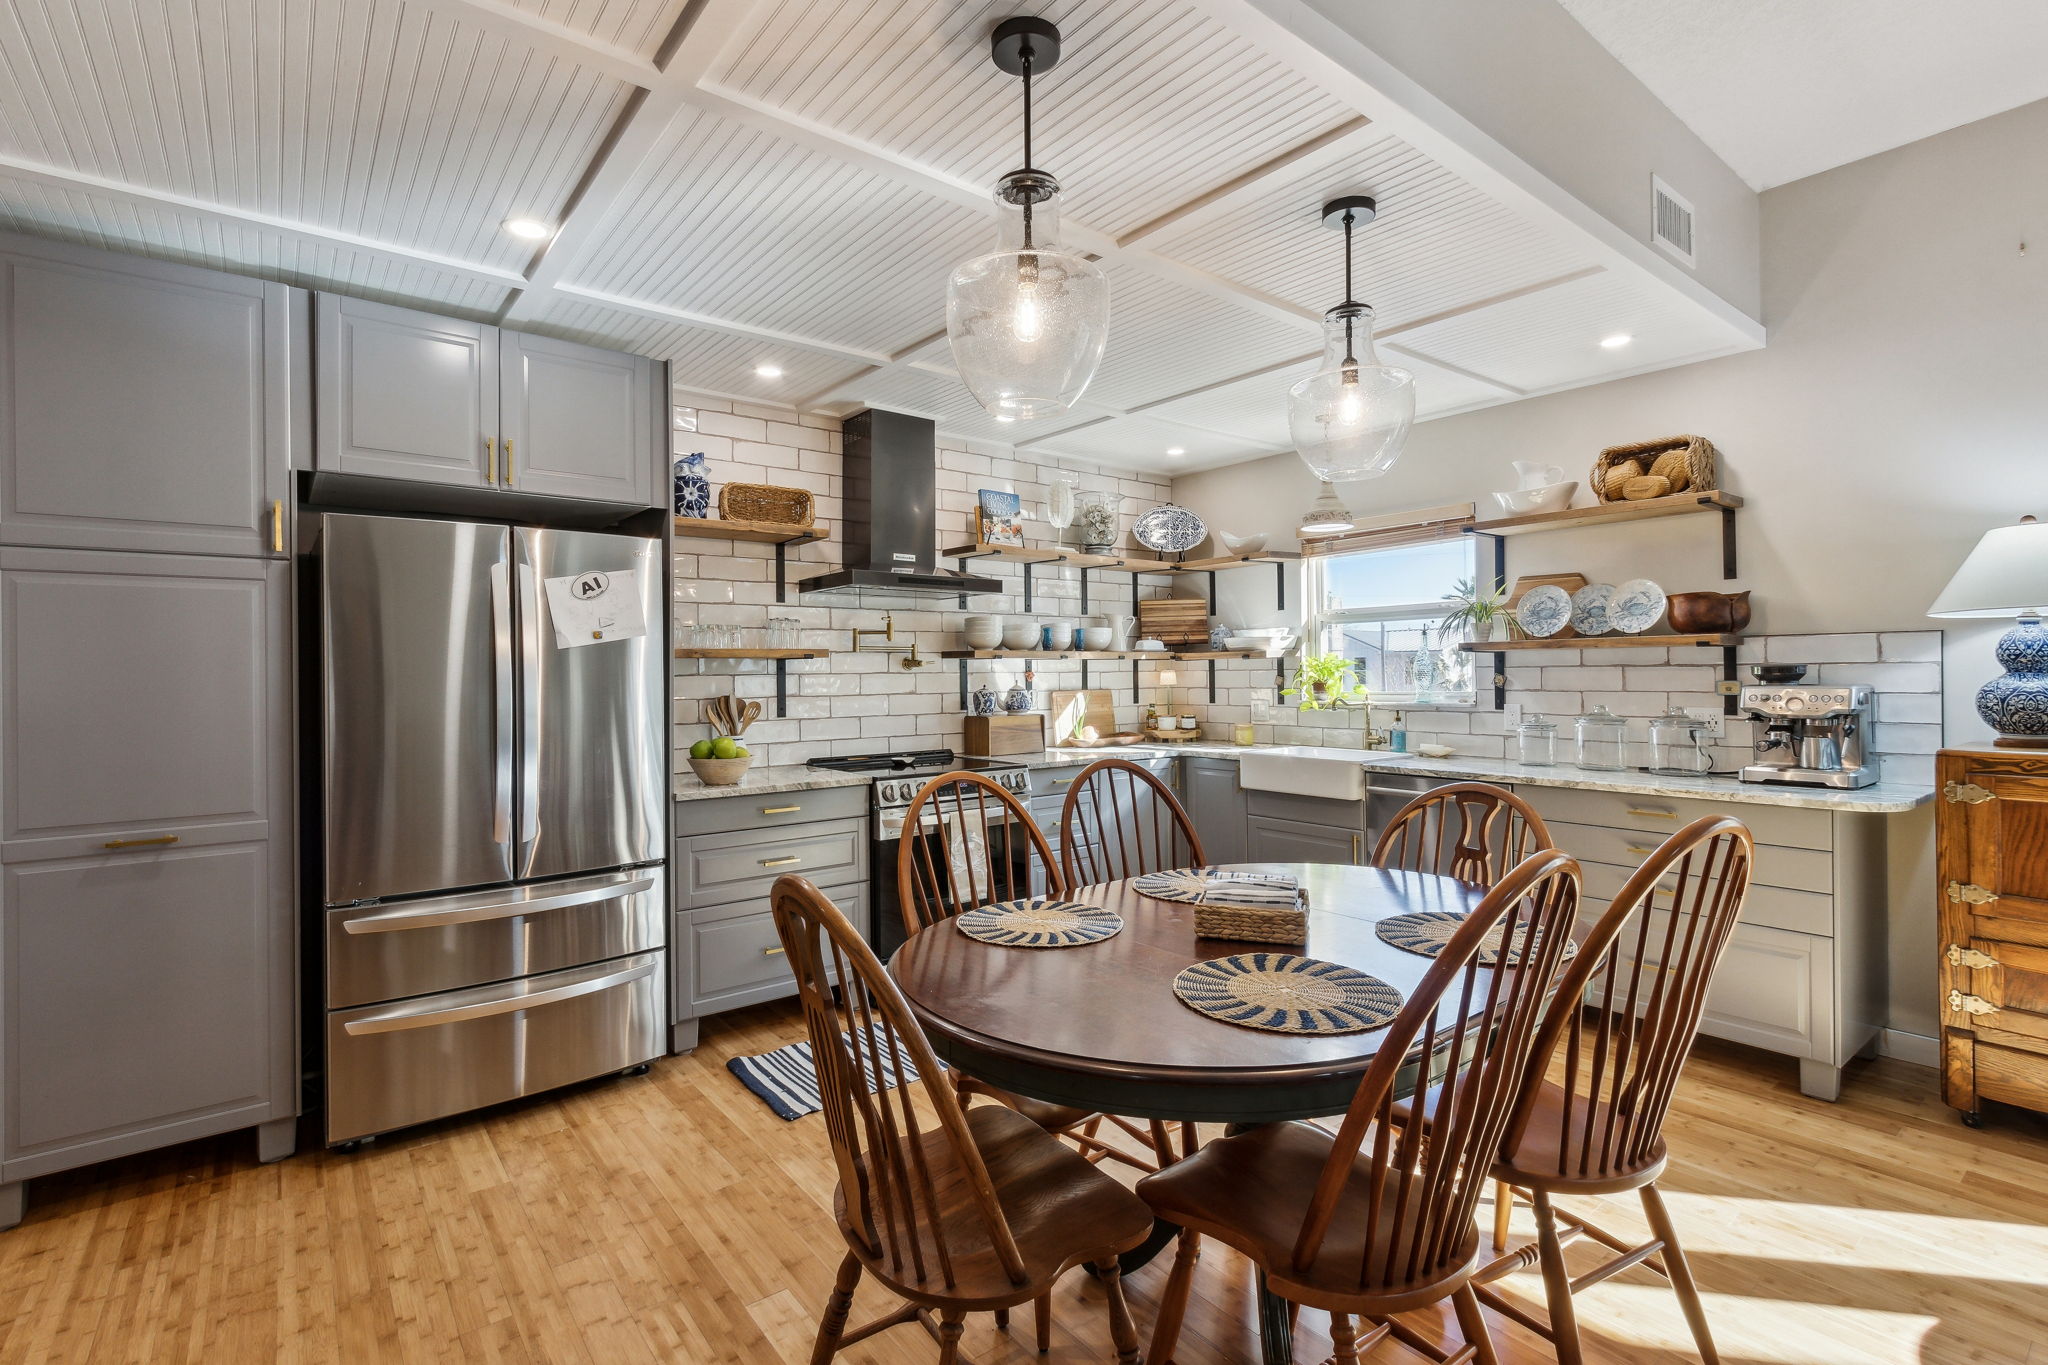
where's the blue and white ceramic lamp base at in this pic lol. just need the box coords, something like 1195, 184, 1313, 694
1982, 612, 2048, 747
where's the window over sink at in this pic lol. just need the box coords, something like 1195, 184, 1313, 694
1306, 535, 1478, 706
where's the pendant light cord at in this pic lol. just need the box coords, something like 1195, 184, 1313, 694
1341, 209, 1358, 372
1020, 45, 1036, 250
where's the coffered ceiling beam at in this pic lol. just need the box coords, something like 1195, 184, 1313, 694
405, 0, 664, 87
1114, 116, 1374, 247
550, 285, 894, 366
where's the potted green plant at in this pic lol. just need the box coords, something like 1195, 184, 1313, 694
1282, 651, 1369, 710
1440, 577, 1518, 644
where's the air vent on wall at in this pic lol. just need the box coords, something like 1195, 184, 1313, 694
1651, 175, 1695, 267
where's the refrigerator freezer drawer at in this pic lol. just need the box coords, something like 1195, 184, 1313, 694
325, 867, 665, 1008
324, 950, 663, 1143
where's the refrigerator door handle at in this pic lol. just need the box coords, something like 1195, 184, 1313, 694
516, 558, 542, 858
490, 560, 514, 848
340, 958, 658, 1036
338, 873, 658, 935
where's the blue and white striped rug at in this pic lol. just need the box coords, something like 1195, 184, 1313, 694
726, 1028, 944, 1122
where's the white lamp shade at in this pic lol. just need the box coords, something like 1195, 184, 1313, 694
1929, 517, 2048, 617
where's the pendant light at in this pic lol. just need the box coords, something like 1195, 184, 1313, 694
946, 18, 1109, 421
1298, 481, 1356, 536
1287, 196, 1415, 481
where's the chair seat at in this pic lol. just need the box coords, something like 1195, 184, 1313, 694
1491, 1081, 1668, 1193
956, 1074, 1096, 1132
1136, 1121, 1480, 1313
841, 1104, 1153, 1308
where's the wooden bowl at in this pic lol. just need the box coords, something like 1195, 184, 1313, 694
1666, 590, 1752, 634
688, 755, 754, 786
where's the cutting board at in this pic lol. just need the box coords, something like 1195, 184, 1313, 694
1137, 595, 1210, 647
1048, 689, 1118, 746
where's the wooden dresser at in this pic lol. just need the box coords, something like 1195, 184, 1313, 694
1936, 747, 2048, 1126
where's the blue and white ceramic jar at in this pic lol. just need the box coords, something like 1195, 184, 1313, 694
972, 684, 1000, 716
673, 451, 711, 518
1978, 613, 2048, 741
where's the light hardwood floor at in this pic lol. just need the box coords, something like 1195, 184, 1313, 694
2, 1003, 2045, 1365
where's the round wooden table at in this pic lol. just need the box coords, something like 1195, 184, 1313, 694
889, 862, 1490, 1365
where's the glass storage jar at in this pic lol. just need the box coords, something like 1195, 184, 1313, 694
1647, 708, 1713, 775
1513, 716, 1558, 766
1574, 704, 1629, 771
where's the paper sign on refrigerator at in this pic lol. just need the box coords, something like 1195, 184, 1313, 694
542, 568, 647, 647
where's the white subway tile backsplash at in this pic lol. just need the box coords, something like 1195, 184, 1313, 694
1816, 661, 1941, 692
1766, 633, 1880, 664
1880, 632, 1944, 662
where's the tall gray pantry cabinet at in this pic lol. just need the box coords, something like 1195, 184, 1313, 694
0, 232, 300, 1229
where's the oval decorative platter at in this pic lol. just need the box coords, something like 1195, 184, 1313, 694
1133, 503, 1208, 554
1570, 583, 1616, 636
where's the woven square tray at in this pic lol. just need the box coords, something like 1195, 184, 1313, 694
1194, 902, 1308, 945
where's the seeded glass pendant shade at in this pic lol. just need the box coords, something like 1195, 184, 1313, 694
947, 18, 1109, 421
1287, 197, 1415, 482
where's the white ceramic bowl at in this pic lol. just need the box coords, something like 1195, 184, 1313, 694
1217, 529, 1268, 556
1134, 639, 1167, 651
962, 615, 1004, 649
1491, 482, 1577, 516
1001, 620, 1041, 650
1078, 626, 1114, 651
1233, 626, 1291, 638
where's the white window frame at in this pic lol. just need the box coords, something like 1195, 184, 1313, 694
1304, 535, 1480, 708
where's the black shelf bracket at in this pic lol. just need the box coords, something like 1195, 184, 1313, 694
1276, 560, 1287, 612
1721, 643, 1739, 716
1079, 565, 1091, 613
1080, 659, 1091, 691
1275, 657, 1286, 703
775, 658, 789, 717
1131, 658, 1140, 696
956, 557, 969, 611
1022, 559, 1036, 613
1721, 505, 1739, 580
1208, 659, 1219, 703
775, 541, 790, 605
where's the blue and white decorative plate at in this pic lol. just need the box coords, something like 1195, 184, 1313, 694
1133, 503, 1208, 554
1172, 953, 1402, 1035
956, 897, 1124, 948
1516, 584, 1572, 638
1571, 583, 1616, 636
1609, 578, 1665, 634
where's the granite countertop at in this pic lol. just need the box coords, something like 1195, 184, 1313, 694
674, 764, 871, 802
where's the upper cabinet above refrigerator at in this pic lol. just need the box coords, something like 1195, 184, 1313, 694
315, 295, 657, 509
0, 233, 297, 558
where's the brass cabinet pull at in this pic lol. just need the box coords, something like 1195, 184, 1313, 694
759, 855, 801, 868
761, 946, 786, 957
485, 437, 497, 485
1944, 781, 1996, 805
104, 835, 179, 850
1949, 989, 1998, 1017
269, 500, 285, 553
1626, 844, 1660, 857
1625, 807, 1677, 820
1947, 943, 2002, 970
1947, 881, 2000, 906
1351, 833, 1362, 862
503, 438, 515, 486
760, 805, 803, 815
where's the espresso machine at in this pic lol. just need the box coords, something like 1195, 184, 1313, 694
1739, 664, 1878, 789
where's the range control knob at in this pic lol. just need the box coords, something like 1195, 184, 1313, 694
878, 782, 898, 803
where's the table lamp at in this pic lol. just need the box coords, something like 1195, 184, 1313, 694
1929, 514, 2048, 746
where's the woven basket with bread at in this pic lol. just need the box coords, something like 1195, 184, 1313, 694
1589, 435, 1720, 504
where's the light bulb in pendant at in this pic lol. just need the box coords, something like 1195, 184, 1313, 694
1012, 255, 1042, 343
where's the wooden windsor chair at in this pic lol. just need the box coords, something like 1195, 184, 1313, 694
1057, 757, 1207, 887
1473, 814, 1755, 1365
1137, 849, 1586, 1365
769, 875, 1152, 1364
1372, 781, 1555, 888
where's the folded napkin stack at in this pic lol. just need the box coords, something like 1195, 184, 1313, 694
1196, 871, 1303, 909
1192, 872, 1308, 945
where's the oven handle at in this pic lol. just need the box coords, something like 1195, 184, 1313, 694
339, 874, 657, 935
341, 959, 656, 1035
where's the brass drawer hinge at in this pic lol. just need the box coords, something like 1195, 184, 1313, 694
1944, 781, 1996, 804
1946, 881, 2000, 906
1948, 989, 1998, 1017
1947, 944, 2002, 970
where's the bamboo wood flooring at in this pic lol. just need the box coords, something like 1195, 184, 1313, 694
2, 1003, 2045, 1365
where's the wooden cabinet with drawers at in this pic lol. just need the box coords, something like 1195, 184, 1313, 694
1936, 747, 2048, 1126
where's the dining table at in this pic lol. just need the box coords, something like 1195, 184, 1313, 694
888, 860, 1492, 1365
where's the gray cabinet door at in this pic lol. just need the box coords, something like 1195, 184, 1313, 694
499, 332, 654, 504
0, 549, 293, 1179
1183, 758, 1247, 864
1246, 815, 1362, 865
0, 235, 294, 556
315, 295, 496, 487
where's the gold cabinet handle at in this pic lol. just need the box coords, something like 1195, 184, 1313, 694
760, 805, 803, 815
759, 855, 801, 868
1626, 807, 1677, 820
761, 946, 786, 957
269, 500, 285, 553
485, 437, 497, 485
1351, 833, 1362, 861
503, 438, 515, 486
104, 835, 179, 850
1626, 844, 1660, 857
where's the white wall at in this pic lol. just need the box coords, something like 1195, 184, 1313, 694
1174, 95, 2048, 1044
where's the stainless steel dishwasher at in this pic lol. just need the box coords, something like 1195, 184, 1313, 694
1363, 771, 1461, 853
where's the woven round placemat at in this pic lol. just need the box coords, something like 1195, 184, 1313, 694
956, 898, 1124, 948
1132, 867, 1300, 906
1374, 911, 1577, 967
1172, 953, 1402, 1035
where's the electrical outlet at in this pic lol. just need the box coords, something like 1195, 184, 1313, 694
1684, 707, 1724, 739
1502, 702, 1524, 727
1251, 696, 1275, 722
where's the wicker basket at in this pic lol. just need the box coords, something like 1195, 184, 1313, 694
1194, 902, 1309, 945
1590, 435, 1719, 503
718, 482, 814, 527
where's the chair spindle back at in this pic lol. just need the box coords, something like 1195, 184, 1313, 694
897, 772, 1064, 936
1372, 781, 1555, 889
1058, 758, 1207, 886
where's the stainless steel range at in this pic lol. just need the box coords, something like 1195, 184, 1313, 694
807, 749, 1031, 959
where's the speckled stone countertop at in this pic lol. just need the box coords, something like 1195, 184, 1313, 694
673, 765, 871, 802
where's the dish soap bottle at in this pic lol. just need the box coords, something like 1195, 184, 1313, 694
1387, 711, 1407, 753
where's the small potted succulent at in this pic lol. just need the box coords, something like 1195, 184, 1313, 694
1282, 651, 1369, 710
1439, 577, 1518, 644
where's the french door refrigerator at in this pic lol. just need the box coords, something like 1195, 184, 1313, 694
318, 513, 665, 1145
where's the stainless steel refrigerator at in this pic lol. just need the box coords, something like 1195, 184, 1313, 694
316, 513, 666, 1145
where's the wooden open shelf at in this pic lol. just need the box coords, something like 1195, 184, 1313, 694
673, 647, 828, 660
1167, 550, 1301, 572
674, 515, 828, 545
1465, 491, 1742, 538
940, 542, 1300, 575
941, 648, 1271, 662
1458, 633, 1741, 652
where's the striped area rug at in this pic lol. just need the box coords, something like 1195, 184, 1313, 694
726, 1027, 944, 1122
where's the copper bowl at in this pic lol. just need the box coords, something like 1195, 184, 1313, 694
1665, 590, 1752, 634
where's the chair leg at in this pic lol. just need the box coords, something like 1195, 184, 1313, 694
1331, 1312, 1361, 1365
1147, 1230, 1199, 1364
1640, 1183, 1720, 1365
1492, 1180, 1514, 1251
811, 1252, 862, 1365
1035, 1293, 1052, 1352
1532, 1191, 1585, 1365
994, 1307, 1009, 1332
1452, 1284, 1502, 1365
937, 1309, 966, 1365
1094, 1258, 1141, 1365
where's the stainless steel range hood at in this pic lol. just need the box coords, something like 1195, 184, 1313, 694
799, 409, 1005, 600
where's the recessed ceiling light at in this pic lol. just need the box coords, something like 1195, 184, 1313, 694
1165, 446, 1186, 456
995, 415, 1017, 423
1599, 333, 1633, 349
754, 362, 784, 379
502, 218, 554, 240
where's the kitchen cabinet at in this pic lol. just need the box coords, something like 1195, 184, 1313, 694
316, 295, 657, 505
1183, 757, 1247, 864
1245, 789, 1366, 865
0, 548, 295, 1226
0, 232, 296, 557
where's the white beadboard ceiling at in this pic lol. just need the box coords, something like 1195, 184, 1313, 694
0, 0, 1763, 475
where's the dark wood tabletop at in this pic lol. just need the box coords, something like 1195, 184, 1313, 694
889, 862, 1488, 1125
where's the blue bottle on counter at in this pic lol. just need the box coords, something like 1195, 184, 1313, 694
1387, 711, 1407, 753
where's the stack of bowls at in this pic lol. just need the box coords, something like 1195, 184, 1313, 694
1002, 620, 1041, 650
962, 615, 1004, 650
